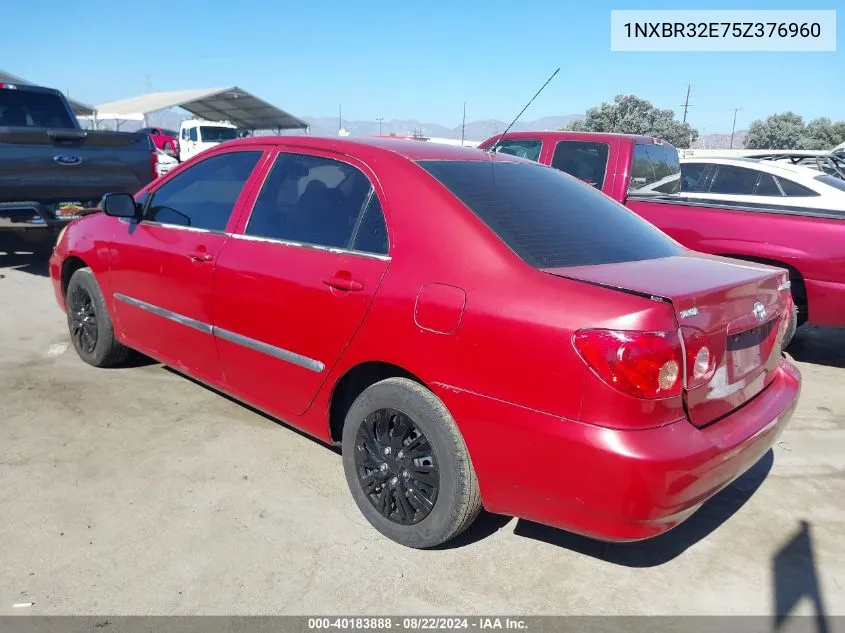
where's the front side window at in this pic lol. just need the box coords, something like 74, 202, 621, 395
189, 127, 198, 142
708, 165, 760, 195
418, 159, 681, 268
489, 139, 543, 162
144, 151, 262, 230
629, 144, 681, 195
199, 126, 238, 143
680, 163, 708, 192
550, 141, 609, 189
246, 153, 386, 252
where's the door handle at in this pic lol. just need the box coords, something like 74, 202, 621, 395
322, 274, 363, 292
188, 252, 214, 262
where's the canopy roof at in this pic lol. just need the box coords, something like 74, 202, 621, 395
0, 69, 94, 116
95, 87, 308, 131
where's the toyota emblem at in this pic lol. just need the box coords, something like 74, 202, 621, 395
753, 302, 767, 323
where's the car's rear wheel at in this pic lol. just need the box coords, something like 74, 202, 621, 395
341, 377, 481, 548
66, 267, 130, 367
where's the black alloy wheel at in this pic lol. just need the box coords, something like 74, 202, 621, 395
354, 407, 439, 525
69, 284, 98, 354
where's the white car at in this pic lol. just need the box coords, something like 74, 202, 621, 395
680, 157, 845, 213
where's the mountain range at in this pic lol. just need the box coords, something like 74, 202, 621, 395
100, 109, 747, 149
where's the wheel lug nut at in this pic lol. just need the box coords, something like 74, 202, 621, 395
391, 477, 398, 484
383, 447, 391, 455
402, 470, 409, 478
380, 463, 388, 471
397, 450, 404, 459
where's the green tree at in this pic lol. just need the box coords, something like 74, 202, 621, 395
800, 118, 845, 150
561, 94, 698, 148
744, 112, 807, 149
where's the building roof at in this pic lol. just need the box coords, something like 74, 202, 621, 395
0, 69, 94, 116
94, 87, 308, 131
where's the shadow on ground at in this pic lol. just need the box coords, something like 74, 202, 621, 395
507, 449, 774, 567
0, 233, 53, 277
787, 326, 845, 370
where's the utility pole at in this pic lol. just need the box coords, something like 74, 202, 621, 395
729, 107, 742, 149
461, 102, 466, 146
338, 104, 342, 133
376, 117, 384, 136
144, 73, 152, 93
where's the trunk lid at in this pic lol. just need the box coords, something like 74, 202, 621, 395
544, 253, 790, 427
0, 129, 153, 215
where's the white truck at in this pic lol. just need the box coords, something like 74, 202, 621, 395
178, 119, 238, 162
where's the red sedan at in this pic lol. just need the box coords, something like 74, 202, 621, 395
49, 136, 801, 548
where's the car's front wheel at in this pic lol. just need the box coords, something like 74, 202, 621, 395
65, 267, 130, 367
341, 377, 482, 548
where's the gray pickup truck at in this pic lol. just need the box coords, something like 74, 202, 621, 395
0, 81, 154, 252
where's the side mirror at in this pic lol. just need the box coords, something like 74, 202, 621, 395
102, 193, 140, 220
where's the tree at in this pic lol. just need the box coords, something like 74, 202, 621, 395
561, 94, 699, 148
744, 112, 806, 149
801, 118, 845, 150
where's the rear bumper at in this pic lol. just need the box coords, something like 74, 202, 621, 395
433, 358, 801, 542
805, 277, 845, 328
0, 202, 74, 230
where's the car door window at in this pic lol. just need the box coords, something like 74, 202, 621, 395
350, 194, 389, 255
776, 177, 819, 197
245, 153, 382, 251
629, 144, 681, 194
680, 163, 708, 192
708, 165, 760, 195
144, 151, 262, 230
189, 127, 198, 142
754, 173, 782, 196
550, 141, 609, 189
490, 139, 542, 162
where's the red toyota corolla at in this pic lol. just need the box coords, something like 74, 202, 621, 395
49, 136, 801, 548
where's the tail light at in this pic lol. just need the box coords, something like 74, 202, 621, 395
573, 329, 683, 399
680, 326, 716, 389
150, 151, 159, 180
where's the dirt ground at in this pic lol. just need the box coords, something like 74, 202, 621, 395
1, 243, 844, 617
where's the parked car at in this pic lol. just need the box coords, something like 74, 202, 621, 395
479, 131, 845, 335
0, 81, 156, 252
50, 136, 800, 548
138, 126, 179, 157
680, 157, 845, 211
178, 119, 238, 162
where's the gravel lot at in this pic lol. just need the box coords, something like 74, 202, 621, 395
1, 241, 844, 617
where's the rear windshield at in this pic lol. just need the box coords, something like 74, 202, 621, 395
629, 143, 681, 195
0, 89, 76, 128
815, 173, 845, 192
199, 126, 238, 142
417, 160, 682, 268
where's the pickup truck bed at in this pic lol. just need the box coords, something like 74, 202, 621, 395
478, 131, 845, 330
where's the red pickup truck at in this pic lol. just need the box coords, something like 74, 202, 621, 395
478, 131, 845, 337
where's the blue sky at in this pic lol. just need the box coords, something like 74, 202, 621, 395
2, 0, 841, 132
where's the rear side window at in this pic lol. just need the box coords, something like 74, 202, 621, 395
629, 144, 681, 195
550, 141, 609, 189
708, 165, 760, 195
680, 163, 708, 192
418, 160, 681, 268
489, 139, 542, 162
754, 173, 782, 196
0, 89, 76, 128
246, 153, 383, 252
815, 173, 845, 192
144, 151, 262, 230
776, 177, 818, 197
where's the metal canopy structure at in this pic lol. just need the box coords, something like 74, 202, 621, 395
95, 86, 308, 131
0, 69, 94, 116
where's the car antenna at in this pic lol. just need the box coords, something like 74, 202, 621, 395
487, 67, 560, 153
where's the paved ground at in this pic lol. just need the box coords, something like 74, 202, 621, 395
1, 243, 844, 617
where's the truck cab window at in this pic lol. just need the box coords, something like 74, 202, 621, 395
550, 141, 609, 189
490, 139, 542, 162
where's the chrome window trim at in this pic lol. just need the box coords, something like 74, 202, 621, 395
229, 232, 391, 261
117, 218, 228, 236
113, 293, 325, 373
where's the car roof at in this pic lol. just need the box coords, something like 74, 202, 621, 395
225, 135, 531, 163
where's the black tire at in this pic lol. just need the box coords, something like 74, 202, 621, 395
341, 377, 481, 548
65, 267, 130, 367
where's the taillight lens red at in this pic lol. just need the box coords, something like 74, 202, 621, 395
573, 329, 683, 399
680, 326, 716, 389
150, 151, 159, 179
